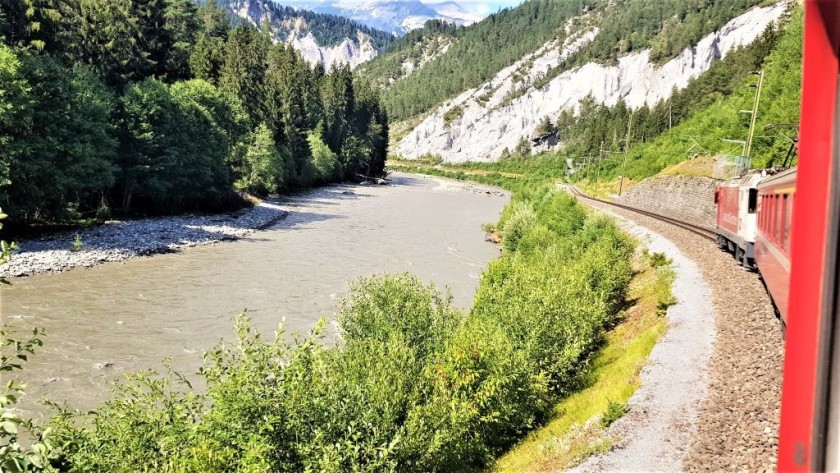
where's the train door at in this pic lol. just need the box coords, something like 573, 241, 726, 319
777, 0, 840, 470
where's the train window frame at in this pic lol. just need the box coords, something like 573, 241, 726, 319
748, 188, 758, 213
780, 194, 787, 247
784, 194, 793, 253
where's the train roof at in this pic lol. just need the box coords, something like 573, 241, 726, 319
757, 166, 797, 189
720, 171, 764, 189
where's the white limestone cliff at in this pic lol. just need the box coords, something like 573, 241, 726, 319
231, 0, 380, 70
396, 2, 788, 163
287, 30, 379, 70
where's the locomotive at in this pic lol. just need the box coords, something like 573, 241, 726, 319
715, 167, 796, 327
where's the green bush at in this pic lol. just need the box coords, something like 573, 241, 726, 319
46, 187, 633, 472
398, 317, 549, 471
338, 273, 461, 361
500, 201, 536, 253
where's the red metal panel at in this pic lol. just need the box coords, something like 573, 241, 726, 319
756, 232, 790, 322
717, 185, 740, 234
778, 1, 840, 470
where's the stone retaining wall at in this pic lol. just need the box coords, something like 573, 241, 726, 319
617, 175, 720, 231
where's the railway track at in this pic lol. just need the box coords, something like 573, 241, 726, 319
566, 186, 717, 242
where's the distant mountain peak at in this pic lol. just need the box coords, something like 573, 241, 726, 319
222, 0, 396, 69
276, 0, 484, 36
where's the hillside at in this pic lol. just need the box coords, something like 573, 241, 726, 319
605, 7, 802, 181
365, 0, 772, 123
395, 2, 787, 162
355, 19, 459, 87
391, 5, 802, 191
218, 0, 397, 68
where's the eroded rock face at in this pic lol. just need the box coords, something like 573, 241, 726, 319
287, 30, 379, 70
396, 2, 788, 163
231, 0, 380, 70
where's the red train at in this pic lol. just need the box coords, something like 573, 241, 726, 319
715, 168, 796, 327
747, 0, 840, 469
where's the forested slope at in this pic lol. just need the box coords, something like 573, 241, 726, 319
590, 8, 802, 181
212, 0, 395, 49
363, 0, 768, 122
0, 0, 388, 224
394, 6, 800, 186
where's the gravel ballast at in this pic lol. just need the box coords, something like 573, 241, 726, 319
577, 196, 783, 472
0, 201, 288, 278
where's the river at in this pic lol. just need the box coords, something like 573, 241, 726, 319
1, 173, 508, 418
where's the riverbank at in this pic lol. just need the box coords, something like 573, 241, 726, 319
0, 174, 507, 279
0, 200, 289, 278
5, 172, 509, 419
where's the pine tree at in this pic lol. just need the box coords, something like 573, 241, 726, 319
163, 0, 199, 81
0, 0, 63, 51
242, 123, 286, 195
220, 25, 267, 127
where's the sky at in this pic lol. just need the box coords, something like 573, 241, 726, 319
454, 0, 524, 15
281, 0, 525, 17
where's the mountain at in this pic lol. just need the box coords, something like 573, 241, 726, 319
286, 0, 483, 36
395, 2, 788, 162
220, 0, 397, 69
362, 0, 789, 163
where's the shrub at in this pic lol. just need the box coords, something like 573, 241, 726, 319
500, 201, 536, 253
601, 400, 629, 428
398, 317, 549, 471
46, 185, 634, 473
338, 273, 462, 361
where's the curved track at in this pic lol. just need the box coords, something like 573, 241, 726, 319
567, 186, 717, 242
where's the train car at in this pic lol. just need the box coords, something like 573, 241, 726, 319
715, 172, 763, 267
754, 168, 796, 327
777, 0, 840, 470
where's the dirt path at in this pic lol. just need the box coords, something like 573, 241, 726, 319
575, 199, 783, 472
570, 209, 716, 472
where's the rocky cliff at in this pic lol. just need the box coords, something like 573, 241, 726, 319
396, 2, 788, 163
228, 0, 390, 69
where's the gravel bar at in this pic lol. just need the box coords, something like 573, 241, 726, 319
577, 197, 784, 472
0, 201, 288, 278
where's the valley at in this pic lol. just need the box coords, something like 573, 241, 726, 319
5, 174, 507, 418
0, 0, 807, 471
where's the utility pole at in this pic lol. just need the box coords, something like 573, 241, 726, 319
619, 112, 634, 196
596, 141, 604, 183
669, 103, 672, 130
744, 70, 765, 160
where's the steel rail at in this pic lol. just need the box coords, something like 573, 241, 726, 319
567, 186, 718, 242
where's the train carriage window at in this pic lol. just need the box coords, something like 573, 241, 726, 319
784, 194, 793, 252
777, 195, 785, 244
759, 194, 765, 231
748, 188, 758, 213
